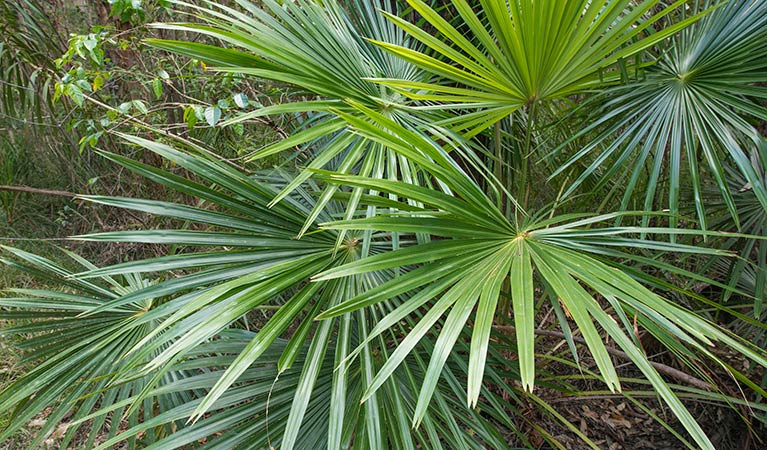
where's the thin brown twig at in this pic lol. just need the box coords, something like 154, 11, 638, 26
0, 185, 148, 229
0, 185, 77, 198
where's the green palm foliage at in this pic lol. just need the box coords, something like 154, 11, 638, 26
19, 134, 527, 449
0, 246, 190, 448
368, 0, 707, 135
0, 0, 63, 122
553, 0, 767, 228
313, 111, 766, 449
2, 0, 767, 449
147, 0, 443, 236
706, 139, 767, 314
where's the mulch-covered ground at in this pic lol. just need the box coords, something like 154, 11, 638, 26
528, 348, 765, 449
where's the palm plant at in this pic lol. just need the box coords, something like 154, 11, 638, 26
549, 0, 767, 231
0, 246, 193, 449
0, 0, 63, 122
4, 135, 564, 449
2, 0, 767, 449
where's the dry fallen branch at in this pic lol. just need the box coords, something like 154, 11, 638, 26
496, 325, 712, 391
0, 185, 76, 198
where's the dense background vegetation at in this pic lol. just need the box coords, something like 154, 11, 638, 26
1, 0, 766, 448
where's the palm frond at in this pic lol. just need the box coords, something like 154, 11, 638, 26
0, 246, 193, 449
313, 111, 767, 450
551, 0, 767, 230
368, 0, 708, 136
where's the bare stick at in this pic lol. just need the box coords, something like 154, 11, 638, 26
497, 325, 712, 391
0, 185, 77, 198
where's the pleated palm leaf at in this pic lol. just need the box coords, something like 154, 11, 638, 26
352, 0, 713, 211
368, 0, 706, 136
146, 0, 456, 236
0, 246, 195, 449
551, 0, 767, 229
66, 329, 549, 450
313, 107, 767, 450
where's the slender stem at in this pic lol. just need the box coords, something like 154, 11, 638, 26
0, 185, 76, 197
494, 121, 504, 212
547, 170, 572, 222
518, 101, 538, 209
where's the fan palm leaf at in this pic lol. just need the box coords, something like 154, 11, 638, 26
367, 0, 709, 136
551, 0, 767, 229
312, 109, 767, 450
144, 0, 462, 237
0, 246, 194, 449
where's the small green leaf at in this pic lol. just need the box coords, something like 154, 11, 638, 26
152, 78, 163, 100
233, 93, 248, 108
53, 83, 64, 103
131, 100, 148, 115
193, 105, 204, 120
204, 106, 221, 126
83, 38, 97, 51
66, 84, 84, 106
75, 80, 92, 92
93, 75, 105, 91
183, 106, 198, 130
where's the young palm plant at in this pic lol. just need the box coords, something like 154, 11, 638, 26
4, 134, 535, 449
2, 0, 767, 449
549, 0, 767, 230
0, 246, 194, 449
